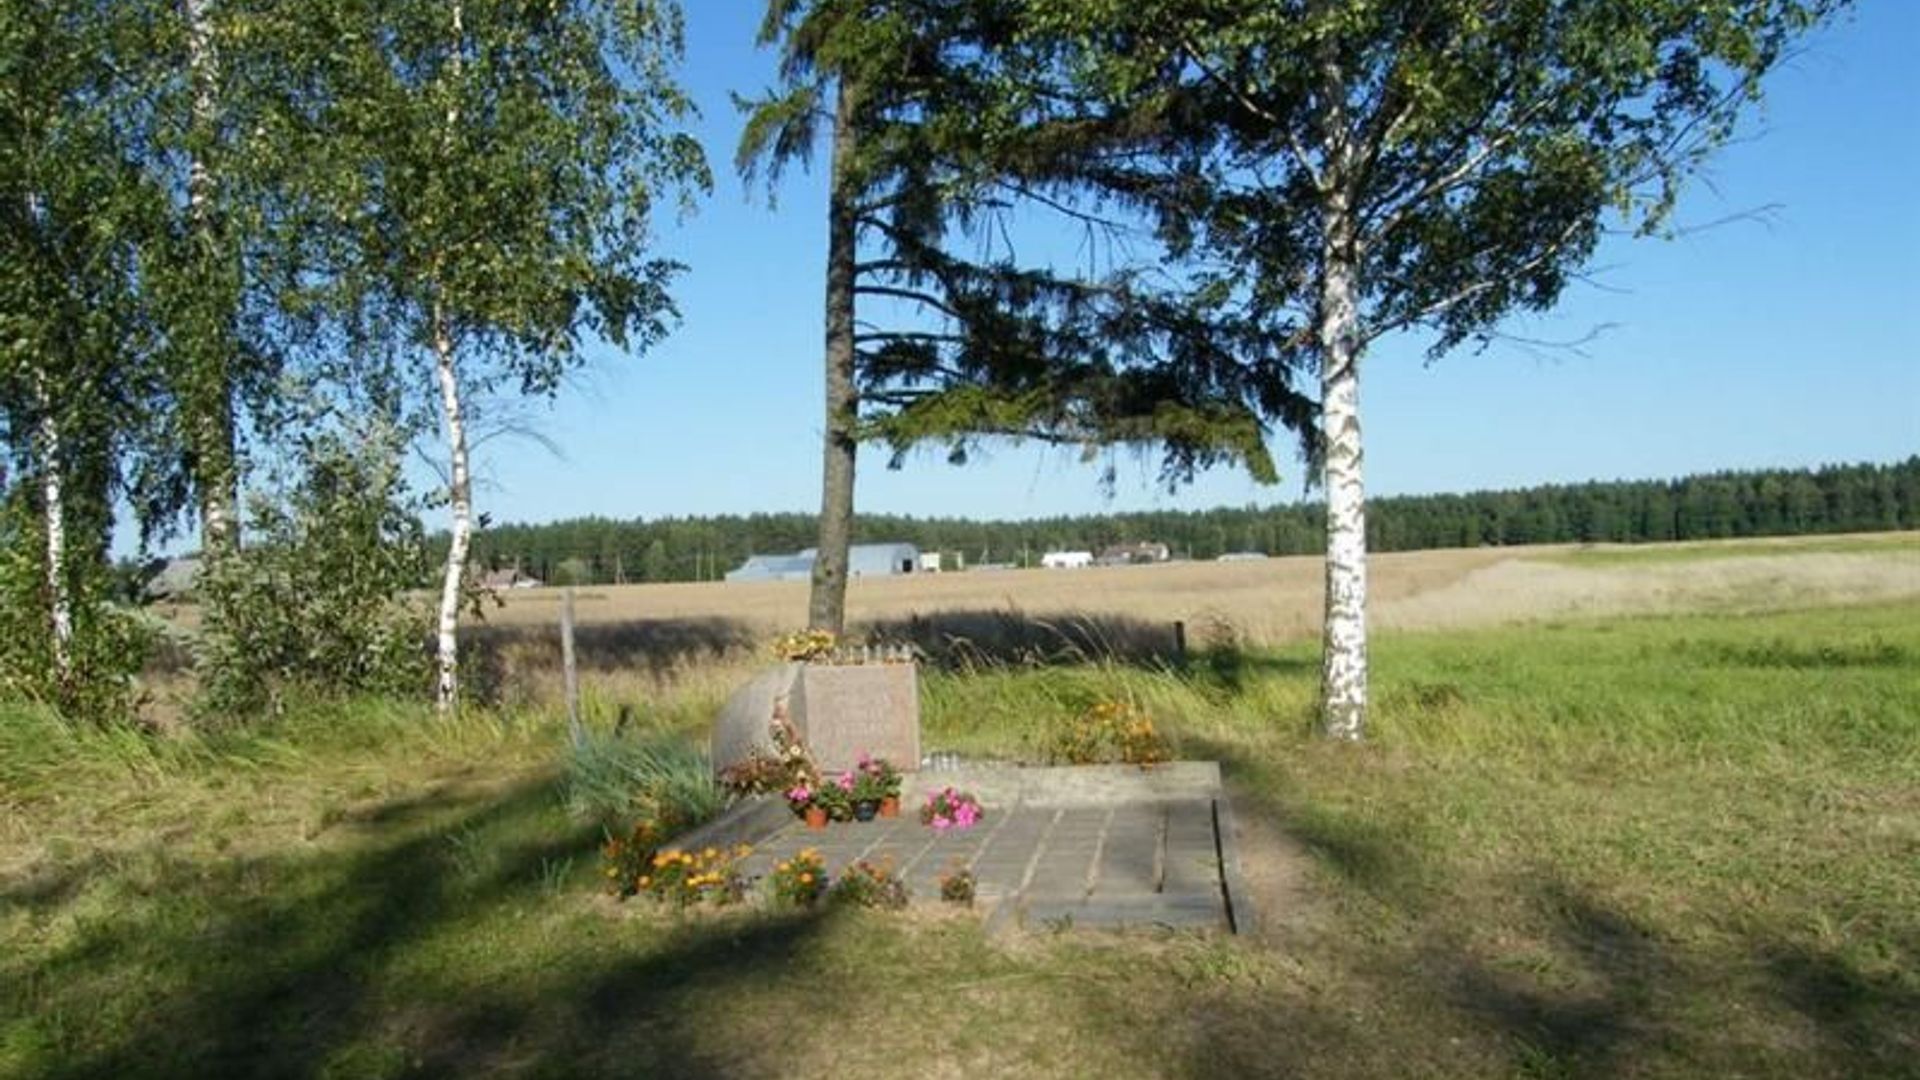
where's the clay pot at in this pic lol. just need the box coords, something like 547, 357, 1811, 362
878, 796, 901, 819
803, 806, 828, 831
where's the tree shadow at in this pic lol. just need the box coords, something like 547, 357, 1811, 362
1128, 750, 1920, 1080
1761, 938, 1920, 1078
9, 776, 832, 1079
461, 616, 760, 702
856, 609, 1188, 671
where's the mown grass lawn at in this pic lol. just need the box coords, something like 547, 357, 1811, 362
3, 601, 1916, 1078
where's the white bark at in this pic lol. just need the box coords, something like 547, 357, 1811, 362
184, 0, 237, 554
432, 304, 471, 711
37, 383, 72, 684
1318, 187, 1368, 741
429, 0, 469, 711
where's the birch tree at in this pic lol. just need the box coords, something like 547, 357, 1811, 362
300, 0, 707, 710
1, 0, 172, 716
1029, 0, 1847, 738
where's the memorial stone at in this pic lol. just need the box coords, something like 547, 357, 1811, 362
790, 662, 921, 774
710, 663, 801, 774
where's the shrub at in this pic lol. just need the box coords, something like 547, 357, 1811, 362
830, 857, 908, 909
0, 498, 154, 723
601, 819, 668, 897
196, 429, 430, 719
938, 864, 976, 907
1045, 699, 1172, 766
770, 848, 827, 907
639, 845, 751, 907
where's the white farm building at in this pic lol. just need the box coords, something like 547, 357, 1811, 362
1040, 550, 1094, 569
725, 542, 921, 583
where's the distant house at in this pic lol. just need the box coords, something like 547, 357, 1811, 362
1040, 550, 1094, 569
480, 567, 544, 589
1096, 542, 1171, 566
725, 542, 921, 583
145, 557, 202, 601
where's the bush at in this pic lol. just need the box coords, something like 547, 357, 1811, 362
830, 857, 909, 909
938, 864, 976, 906
0, 498, 153, 723
197, 429, 430, 719
1044, 699, 1172, 765
770, 848, 827, 907
636, 845, 751, 907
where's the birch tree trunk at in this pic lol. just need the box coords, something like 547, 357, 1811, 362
809, 78, 859, 636
429, 0, 470, 711
1317, 182, 1368, 741
36, 380, 72, 685
183, 0, 238, 555
432, 301, 471, 711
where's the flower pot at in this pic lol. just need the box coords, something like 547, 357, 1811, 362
853, 800, 879, 822
803, 806, 828, 831
878, 795, 900, 819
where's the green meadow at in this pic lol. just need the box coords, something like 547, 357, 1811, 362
4, 599, 1916, 1078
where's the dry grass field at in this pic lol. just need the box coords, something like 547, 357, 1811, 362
482, 531, 1920, 646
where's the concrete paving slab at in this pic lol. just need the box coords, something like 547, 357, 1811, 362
690, 763, 1242, 933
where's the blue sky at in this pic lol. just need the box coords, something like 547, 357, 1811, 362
464, 3, 1918, 528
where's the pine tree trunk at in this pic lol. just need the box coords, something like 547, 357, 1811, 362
36, 381, 72, 685
809, 78, 859, 636
184, 0, 237, 556
432, 302, 472, 711
1317, 186, 1368, 741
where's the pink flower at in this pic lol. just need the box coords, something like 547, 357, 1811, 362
930, 814, 952, 831
786, 784, 811, 803
836, 771, 855, 792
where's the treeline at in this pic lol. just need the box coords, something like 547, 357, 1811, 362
467, 458, 1919, 585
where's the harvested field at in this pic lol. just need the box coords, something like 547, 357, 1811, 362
478, 533, 1920, 655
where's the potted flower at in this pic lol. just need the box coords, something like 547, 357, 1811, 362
813, 773, 856, 823
920, 787, 984, 831
787, 783, 827, 830
851, 768, 889, 821
857, 753, 903, 818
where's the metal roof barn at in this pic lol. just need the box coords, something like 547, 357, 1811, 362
725, 542, 921, 583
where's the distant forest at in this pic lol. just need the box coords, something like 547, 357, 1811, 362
466, 458, 1919, 585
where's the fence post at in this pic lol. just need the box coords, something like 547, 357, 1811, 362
562, 586, 583, 747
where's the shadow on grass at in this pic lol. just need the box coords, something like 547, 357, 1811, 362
1157, 738, 1920, 1079
858, 609, 1189, 671
5, 776, 830, 1079
462, 616, 760, 701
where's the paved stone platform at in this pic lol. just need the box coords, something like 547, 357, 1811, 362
683, 763, 1248, 933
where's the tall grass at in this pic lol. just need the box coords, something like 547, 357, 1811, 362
561, 729, 723, 829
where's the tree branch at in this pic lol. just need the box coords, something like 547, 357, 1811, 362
853, 285, 962, 319
1360, 216, 1586, 344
